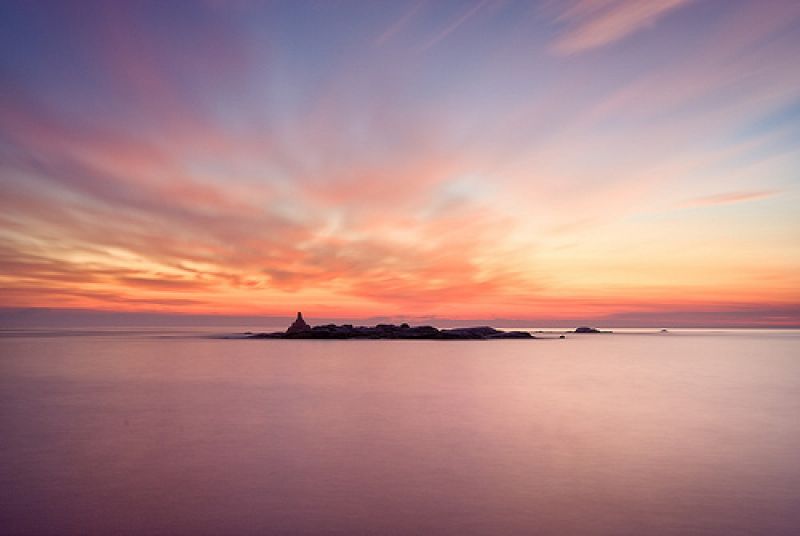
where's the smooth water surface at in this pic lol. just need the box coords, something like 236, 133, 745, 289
1, 329, 799, 535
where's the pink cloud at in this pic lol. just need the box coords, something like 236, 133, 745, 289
551, 0, 693, 55
1, 0, 797, 322
681, 190, 782, 208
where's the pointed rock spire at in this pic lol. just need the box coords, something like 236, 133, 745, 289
287, 311, 311, 333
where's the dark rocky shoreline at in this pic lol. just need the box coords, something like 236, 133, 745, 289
240, 313, 536, 340
246, 323, 535, 340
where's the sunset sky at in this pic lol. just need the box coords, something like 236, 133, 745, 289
1, 0, 798, 326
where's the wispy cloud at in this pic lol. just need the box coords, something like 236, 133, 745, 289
417, 0, 490, 52
0, 0, 797, 322
551, 0, 693, 55
375, 1, 425, 46
681, 189, 782, 208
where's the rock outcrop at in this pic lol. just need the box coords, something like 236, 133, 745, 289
286, 312, 311, 334
573, 326, 612, 333
246, 321, 535, 340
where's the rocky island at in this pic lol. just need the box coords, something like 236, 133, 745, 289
242, 312, 536, 340
572, 326, 613, 334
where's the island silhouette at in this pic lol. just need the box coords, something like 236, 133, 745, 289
245, 312, 537, 340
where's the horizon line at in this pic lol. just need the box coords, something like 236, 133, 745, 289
1, 307, 798, 330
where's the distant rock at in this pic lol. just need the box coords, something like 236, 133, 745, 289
573, 326, 612, 334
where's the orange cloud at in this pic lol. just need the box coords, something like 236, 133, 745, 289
1, 0, 798, 325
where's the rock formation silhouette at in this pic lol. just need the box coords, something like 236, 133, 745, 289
247, 318, 536, 340
573, 326, 612, 333
286, 312, 311, 334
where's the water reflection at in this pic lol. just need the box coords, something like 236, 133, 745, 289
1, 332, 799, 534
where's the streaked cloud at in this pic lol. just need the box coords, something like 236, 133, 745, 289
417, 0, 491, 52
0, 0, 797, 324
681, 190, 782, 208
375, 1, 425, 46
551, 0, 693, 55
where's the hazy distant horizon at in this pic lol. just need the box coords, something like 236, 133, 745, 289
1, 306, 797, 329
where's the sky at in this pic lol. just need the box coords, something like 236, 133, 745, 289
0, 0, 799, 327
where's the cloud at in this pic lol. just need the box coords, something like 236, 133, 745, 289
0, 0, 797, 321
681, 190, 782, 208
375, 1, 425, 46
551, 0, 693, 55
0, 80, 530, 315
417, 0, 491, 52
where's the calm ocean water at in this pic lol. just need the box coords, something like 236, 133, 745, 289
1, 328, 799, 535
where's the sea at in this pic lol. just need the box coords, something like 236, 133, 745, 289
1, 327, 799, 535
